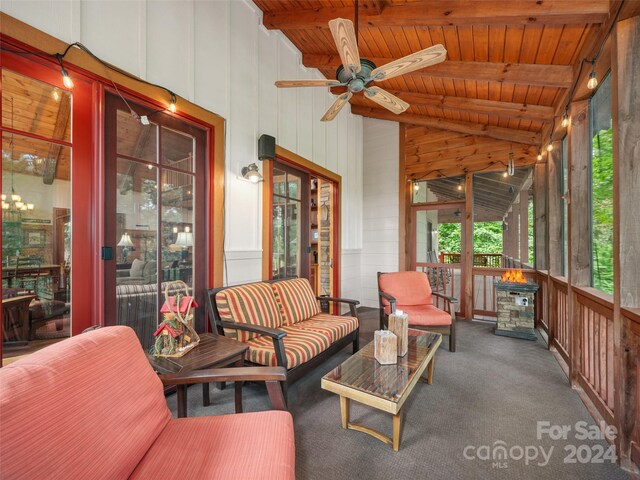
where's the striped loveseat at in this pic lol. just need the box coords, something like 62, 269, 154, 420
206, 278, 360, 397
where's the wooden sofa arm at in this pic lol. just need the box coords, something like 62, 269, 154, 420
220, 321, 287, 339
160, 367, 288, 411
220, 321, 288, 369
317, 296, 360, 317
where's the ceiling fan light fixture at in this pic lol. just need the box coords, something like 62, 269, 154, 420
242, 163, 262, 183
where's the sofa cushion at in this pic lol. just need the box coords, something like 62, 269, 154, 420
216, 283, 283, 342
271, 278, 320, 325
0, 326, 171, 480
245, 327, 331, 369
379, 271, 434, 307
143, 260, 157, 277
130, 258, 147, 277
397, 304, 452, 326
130, 412, 295, 480
294, 313, 358, 343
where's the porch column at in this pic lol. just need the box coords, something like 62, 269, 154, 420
519, 192, 529, 266
534, 163, 548, 270
548, 141, 564, 276
463, 173, 474, 320
568, 99, 590, 388
612, 16, 640, 471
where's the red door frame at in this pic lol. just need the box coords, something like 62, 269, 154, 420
0, 48, 94, 338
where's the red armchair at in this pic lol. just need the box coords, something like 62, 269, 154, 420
378, 271, 458, 352
0, 326, 295, 479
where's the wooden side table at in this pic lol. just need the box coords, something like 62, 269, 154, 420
148, 333, 249, 418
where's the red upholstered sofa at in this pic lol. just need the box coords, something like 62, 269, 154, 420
207, 278, 360, 397
0, 326, 295, 480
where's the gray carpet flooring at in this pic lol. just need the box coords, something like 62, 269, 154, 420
166, 309, 629, 480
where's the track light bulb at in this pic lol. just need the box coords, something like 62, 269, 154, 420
413, 182, 420, 192
587, 70, 598, 90
503, 171, 508, 178
457, 183, 463, 191
547, 142, 554, 152
537, 152, 543, 161
561, 112, 569, 128
168, 94, 177, 113
60, 67, 74, 89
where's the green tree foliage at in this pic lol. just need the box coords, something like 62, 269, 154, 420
438, 222, 503, 254
591, 127, 613, 294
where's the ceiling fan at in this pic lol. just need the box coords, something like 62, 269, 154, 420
274, 10, 447, 121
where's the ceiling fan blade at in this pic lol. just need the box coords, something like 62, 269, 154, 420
275, 80, 343, 88
328, 18, 361, 74
321, 92, 352, 122
370, 44, 447, 82
364, 87, 409, 114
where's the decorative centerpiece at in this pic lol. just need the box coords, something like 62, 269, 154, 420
388, 310, 409, 356
153, 281, 200, 357
374, 330, 397, 364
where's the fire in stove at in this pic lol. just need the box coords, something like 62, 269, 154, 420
501, 268, 527, 283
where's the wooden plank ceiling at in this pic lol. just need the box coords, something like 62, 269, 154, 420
254, 0, 612, 177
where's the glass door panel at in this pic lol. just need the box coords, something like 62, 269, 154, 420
271, 164, 307, 280
161, 170, 194, 286
317, 179, 333, 296
2, 69, 72, 349
105, 93, 206, 350
412, 205, 465, 314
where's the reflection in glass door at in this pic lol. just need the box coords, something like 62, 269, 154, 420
104, 93, 206, 350
412, 204, 465, 314
2, 69, 73, 351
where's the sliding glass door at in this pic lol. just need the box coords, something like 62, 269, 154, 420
103, 93, 207, 349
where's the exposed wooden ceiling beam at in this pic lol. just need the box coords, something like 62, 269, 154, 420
263, 1, 609, 29
351, 105, 541, 145
311, 55, 572, 88
347, 90, 553, 122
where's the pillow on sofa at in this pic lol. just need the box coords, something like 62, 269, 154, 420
271, 278, 320, 326
130, 258, 147, 278
143, 261, 157, 278
216, 283, 283, 342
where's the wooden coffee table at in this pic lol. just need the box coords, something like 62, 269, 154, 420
321, 329, 441, 451
148, 333, 248, 418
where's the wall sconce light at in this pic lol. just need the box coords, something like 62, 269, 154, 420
457, 181, 463, 191
242, 163, 262, 183
547, 140, 554, 152
561, 109, 569, 128
413, 181, 420, 192
537, 149, 543, 161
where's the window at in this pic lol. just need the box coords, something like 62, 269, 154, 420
589, 73, 613, 294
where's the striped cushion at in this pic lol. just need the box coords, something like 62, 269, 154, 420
0, 326, 171, 480
216, 283, 284, 342
245, 327, 331, 369
294, 314, 359, 343
130, 412, 295, 480
271, 278, 320, 325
